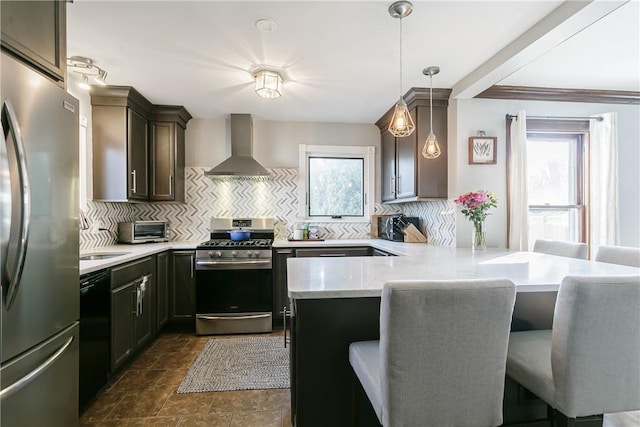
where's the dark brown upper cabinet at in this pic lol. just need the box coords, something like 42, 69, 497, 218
150, 106, 192, 202
91, 86, 153, 201
91, 86, 191, 202
377, 88, 451, 202
1, 0, 66, 87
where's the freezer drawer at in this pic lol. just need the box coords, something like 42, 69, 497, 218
0, 322, 79, 427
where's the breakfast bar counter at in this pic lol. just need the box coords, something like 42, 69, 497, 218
286, 246, 639, 427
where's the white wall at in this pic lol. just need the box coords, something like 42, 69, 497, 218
185, 118, 382, 197
450, 97, 640, 249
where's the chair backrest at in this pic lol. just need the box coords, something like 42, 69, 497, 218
594, 245, 640, 267
533, 239, 588, 259
379, 279, 516, 427
551, 275, 640, 417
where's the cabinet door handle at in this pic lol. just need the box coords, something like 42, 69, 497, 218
391, 175, 396, 196
169, 174, 173, 196
397, 175, 402, 193
282, 306, 291, 348
190, 254, 194, 278
131, 169, 137, 193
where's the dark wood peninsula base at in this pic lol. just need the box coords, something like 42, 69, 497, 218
289, 292, 559, 427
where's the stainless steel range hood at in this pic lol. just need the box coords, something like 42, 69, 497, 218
205, 114, 271, 180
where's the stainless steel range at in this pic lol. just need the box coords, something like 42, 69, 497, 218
195, 218, 274, 335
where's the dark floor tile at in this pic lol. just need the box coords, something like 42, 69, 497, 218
158, 393, 214, 416
108, 369, 166, 393
209, 390, 262, 413
146, 339, 189, 354
126, 415, 181, 426
151, 351, 199, 370
229, 410, 281, 427
80, 391, 126, 423
105, 387, 173, 419
155, 367, 189, 389
128, 352, 161, 370
177, 413, 232, 427
258, 389, 290, 411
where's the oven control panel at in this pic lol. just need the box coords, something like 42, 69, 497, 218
196, 249, 272, 260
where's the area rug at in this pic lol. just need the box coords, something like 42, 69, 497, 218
177, 336, 289, 393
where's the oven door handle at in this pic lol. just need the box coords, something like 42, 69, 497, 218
195, 259, 272, 267
198, 314, 272, 321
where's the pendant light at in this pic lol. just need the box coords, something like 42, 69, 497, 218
421, 66, 441, 159
388, 1, 414, 138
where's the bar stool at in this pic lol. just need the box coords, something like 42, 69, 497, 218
506, 275, 640, 425
349, 279, 516, 427
533, 239, 588, 259
595, 245, 640, 267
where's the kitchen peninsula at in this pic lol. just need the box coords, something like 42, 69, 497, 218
285, 245, 640, 427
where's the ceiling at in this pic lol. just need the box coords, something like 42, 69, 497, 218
67, 1, 640, 124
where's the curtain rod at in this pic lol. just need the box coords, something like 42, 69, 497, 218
506, 114, 603, 121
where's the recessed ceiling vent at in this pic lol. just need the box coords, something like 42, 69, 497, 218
205, 114, 271, 180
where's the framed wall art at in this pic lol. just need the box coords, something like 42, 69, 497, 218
468, 136, 497, 164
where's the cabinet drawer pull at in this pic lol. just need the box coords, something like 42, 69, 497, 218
131, 169, 137, 193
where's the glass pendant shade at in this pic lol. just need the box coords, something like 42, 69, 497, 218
254, 69, 283, 99
422, 65, 441, 159
389, 97, 415, 137
422, 130, 441, 158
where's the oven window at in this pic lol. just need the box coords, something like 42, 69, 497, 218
196, 269, 272, 313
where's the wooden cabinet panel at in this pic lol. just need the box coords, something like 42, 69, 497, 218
170, 251, 196, 321
110, 282, 134, 372
150, 122, 175, 201
381, 130, 396, 202
128, 108, 149, 200
415, 105, 448, 199
156, 251, 169, 329
1, 0, 66, 85
396, 109, 417, 199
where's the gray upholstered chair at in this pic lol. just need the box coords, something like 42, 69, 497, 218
507, 275, 640, 425
349, 279, 517, 427
533, 239, 588, 259
595, 245, 640, 267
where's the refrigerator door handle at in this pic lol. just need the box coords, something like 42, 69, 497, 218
0, 336, 74, 401
1, 99, 31, 311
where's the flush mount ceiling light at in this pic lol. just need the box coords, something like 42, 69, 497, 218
67, 56, 108, 90
422, 66, 441, 159
254, 68, 283, 99
388, 1, 415, 138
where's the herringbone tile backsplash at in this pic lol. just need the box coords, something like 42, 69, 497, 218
80, 168, 455, 249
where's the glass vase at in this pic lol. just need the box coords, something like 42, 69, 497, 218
472, 221, 486, 251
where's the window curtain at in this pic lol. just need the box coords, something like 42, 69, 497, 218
589, 112, 619, 257
508, 110, 529, 250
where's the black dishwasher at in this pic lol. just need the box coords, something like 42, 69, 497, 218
79, 268, 111, 411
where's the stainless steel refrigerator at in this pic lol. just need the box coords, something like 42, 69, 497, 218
1, 52, 80, 426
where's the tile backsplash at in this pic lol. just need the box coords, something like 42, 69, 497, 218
80, 167, 456, 249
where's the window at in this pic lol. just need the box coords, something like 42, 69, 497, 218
507, 118, 590, 248
527, 132, 586, 244
299, 145, 375, 222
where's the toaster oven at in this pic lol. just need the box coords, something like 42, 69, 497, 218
117, 221, 169, 244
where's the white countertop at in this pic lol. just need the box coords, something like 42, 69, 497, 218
286, 244, 640, 299
79, 241, 199, 275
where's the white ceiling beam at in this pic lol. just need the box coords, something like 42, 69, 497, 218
450, 0, 629, 99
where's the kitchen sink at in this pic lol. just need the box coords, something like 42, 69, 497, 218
80, 252, 131, 261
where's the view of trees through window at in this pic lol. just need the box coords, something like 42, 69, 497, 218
308, 157, 363, 217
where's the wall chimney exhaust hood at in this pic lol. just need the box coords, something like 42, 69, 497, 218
205, 114, 271, 180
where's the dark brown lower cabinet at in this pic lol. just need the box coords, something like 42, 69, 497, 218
110, 256, 156, 372
290, 292, 558, 427
170, 250, 196, 322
